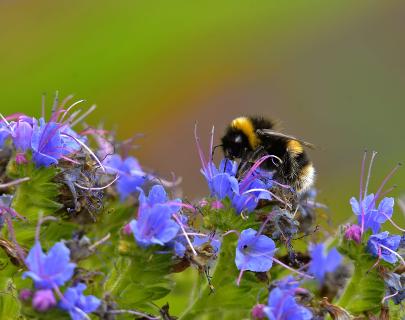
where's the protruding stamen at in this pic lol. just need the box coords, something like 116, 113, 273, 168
242, 188, 292, 209
359, 150, 367, 235
381, 213, 405, 232
59, 100, 85, 123
222, 230, 240, 237
172, 213, 197, 256
71, 104, 97, 127
272, 257, 314, 279
236, 269, 245, 286
382, 291, 399, 304
364, 151, 377, 196
74, 175, 119, 191
88, 233, 111, 251
194, 122, 208, 174
61, 133, 106, 172
370, 163, 402, 208
379, 244, 405, 266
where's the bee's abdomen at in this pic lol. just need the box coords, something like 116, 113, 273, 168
270, 139, 315, 193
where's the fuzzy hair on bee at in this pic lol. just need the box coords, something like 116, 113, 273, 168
221, 116, 315, 194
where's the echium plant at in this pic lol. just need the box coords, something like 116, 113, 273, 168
0, 94, 403, 320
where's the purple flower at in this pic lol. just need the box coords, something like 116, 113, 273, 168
263, 287, 312, 320
32, 289, 56, 312
350, 194, 394, 233
367, 231, 401, 264
235, 228, 276, 272
59, 283, 101, 320
308, 243, 342, 283
129, 204, 180, 247
31, 119, 63, 167
103, 154, 147, 201
138, 185, 181, 213
23, 241, 76, 289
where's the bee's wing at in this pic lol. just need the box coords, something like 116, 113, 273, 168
256, 129, 316, 149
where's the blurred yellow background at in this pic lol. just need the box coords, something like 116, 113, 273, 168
1, 0, 404, 225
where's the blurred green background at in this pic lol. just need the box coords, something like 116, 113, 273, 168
1, 0, 404, 227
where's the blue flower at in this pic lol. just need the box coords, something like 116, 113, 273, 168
308, 243, 342, 283
275, 275, 300, 292
31, 119, 64, 167
11, 120, 33, 152
263, 287, 312, 320
201, 159, 239, 200
0, 122, 11, 148
59, 283, 101, 320
23, 242, 76, 289
235, 228, 276, 272
59, 125, 86, 156
104, 154, 147, 201
129, 204, 180, 247
139, 185, 181, 214
350, 194, 394, 233
367, 231, 401, 264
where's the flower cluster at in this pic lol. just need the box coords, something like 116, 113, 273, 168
0, 98, 403, 319
23, 241, 100, 318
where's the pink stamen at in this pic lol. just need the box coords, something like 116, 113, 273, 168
4, 214, 26, 264
207, 126, 215, 177
61, 156, 81, 165
0, 177, 30, 189
256, 212, 275, 236
271, 257, 314, 279
172, 213, 197, 256
165, 201, 195, 212
4, 113, 25, 121
236, 269, 245, 286
242, 188, 292, 209
240, 155, 281, 190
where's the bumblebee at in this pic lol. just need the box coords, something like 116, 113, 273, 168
221, 116, 315, 194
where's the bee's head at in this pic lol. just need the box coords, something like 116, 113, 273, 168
221, 128, 252, 159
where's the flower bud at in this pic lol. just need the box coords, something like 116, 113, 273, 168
19, 289, 32, 302
251, 303, 266, 319
32, 289, 56, 312
344, 224, 362, 244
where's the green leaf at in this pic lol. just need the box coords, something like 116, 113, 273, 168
103, 239, 174, 311
336, 239, 385, 315
178, 233, 264, 320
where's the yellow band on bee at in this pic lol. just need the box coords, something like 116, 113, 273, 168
286, 139, 303, 156
231, 117, 260, 149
